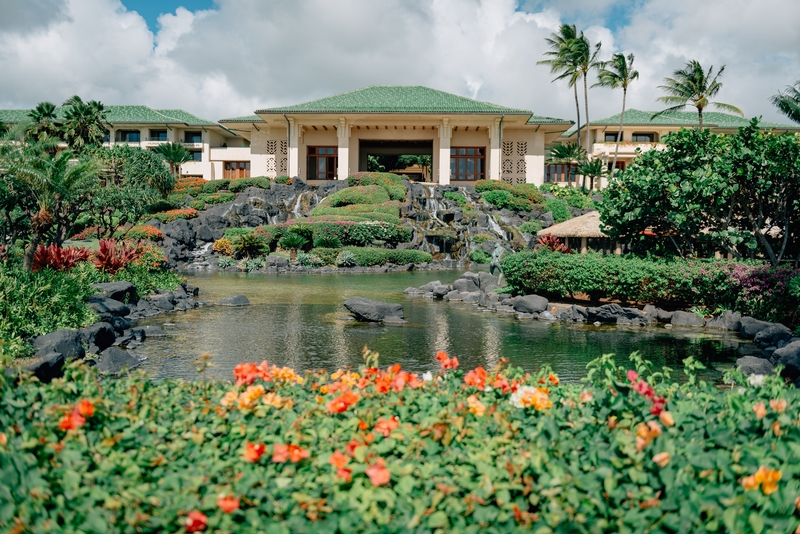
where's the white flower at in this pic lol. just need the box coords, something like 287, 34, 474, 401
509, 386, 536, 409
422, 371, 434, 382
747, 374, 766, 387
484, 386, 492, 392
736, 387, 747, 395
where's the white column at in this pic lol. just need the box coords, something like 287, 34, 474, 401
528, 130, 545, 185
438, 118, 451, 185
337, 118, 350, 180
288, 118, 300, 178
489, 118, 501, 180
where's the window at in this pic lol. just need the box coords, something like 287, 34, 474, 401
115, 130, 140, 142
606, 161, 626, 172
223, 161, 250, 179
632, 133, 656, 143
545, 164, 576, 183
449, 147, 485, 181
190, 151, 203, 162
150, 129, 167, 141
184, 131, 202, 143
307, 146, 338, 180
604, 132, 620, 142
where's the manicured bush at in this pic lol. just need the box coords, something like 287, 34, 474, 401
121, 225, 163, 241
228, 177, 271, 193
326, 185, 390, 207
173, 177, 206, 196
511, 183, 546, 205
189, 199, 206, 211
273, 175, 292, 185
152, 208, 199, 223
443, 191, 467, 206
540, 183, 595, 210
348, 172, 406, 200
481, 190, 535, 212
518, 220, 543, 235
310, 201, 401, 223
212, 238, 233, 256
272, 220, 412, 248
543, 198, 571, 223
232, 233, 268, 258
203, 179, 231, 193
2, 352, 799, 532
469, 248, 491, 264
146, 199, 178, 214
198, 192, 235, 205
312, 247, 432, 266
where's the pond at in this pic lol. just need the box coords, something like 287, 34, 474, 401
136, 271, 759, 382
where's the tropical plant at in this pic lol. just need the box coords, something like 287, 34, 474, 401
245, 257, 265, 272
593, 53, 639, 172
469, 248, 492, 264
536, 234, 572, 254
538, 24, 583, 149
577, 158, 607, 191
770, 80, 800, 125
296, 251, 324, 267
335, 250, 357, 267
27, 101, 61, 145
652, 60, 743, 129
313, 234, 342, 249
92, 238, 139, 275
217, 256, 236, 269
152, 142, 192, 181
279, 233, 308, 261
546, 143, 586, 187
31, 244, 91, 271
60, 96, 109, 152
232, 233, 267, 259
212, 238, 233, 256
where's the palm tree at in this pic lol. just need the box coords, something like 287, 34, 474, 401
547, 142, 586, 188
61, 96, 110, 152
152, 142, 191, 180
652, 60, 743, 129
571, 33, 602, 152
538, 24, 583, 149
27, 101, 61, 143
770, 81, 800, 125
577, 158, 607, 190
593, 53, 639, 173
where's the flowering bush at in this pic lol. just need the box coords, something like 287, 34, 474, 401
2, 351, 800, 532
174, 177, 206, 196
123, 225, 163, 241
152, 208, 199, 223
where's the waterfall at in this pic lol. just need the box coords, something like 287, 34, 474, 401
487, 215, 507, 240
290, 193, 304, 219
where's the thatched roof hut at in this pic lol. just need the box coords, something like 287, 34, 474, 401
537, 211, 608, 239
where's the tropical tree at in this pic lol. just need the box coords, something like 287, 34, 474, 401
770, 80, 800, 125
546, 142, 586, 188
61, 96, 109, 153
571, 33, 602, 152
593, 53, 639, 173
538, 24, 583, 149
152, 142, 191, 180
27, 101, 61, 144
577, 158, 607, 191
652, 60, 743, 129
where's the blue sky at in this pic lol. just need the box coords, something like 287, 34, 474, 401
121, 0, 217, 33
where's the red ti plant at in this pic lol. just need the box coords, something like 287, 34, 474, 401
32, 244, 92, 271
92, 239, 140, 275
536, 234, 573, 254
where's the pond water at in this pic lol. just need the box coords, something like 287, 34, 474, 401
136, 271, 758, 382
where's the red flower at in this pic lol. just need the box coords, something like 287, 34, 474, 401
329, 449, 349, 469
59, 408, 86, 431
185, 510, 208, 532
627, 370, 639, 382
374, 416, 399, 438
366, 458, 391, 486
273, 444, 309, 463
345, 438, 364, 457
441, 356, 459, 370
326, 390, 360, 414
217, 496, 240, 514
77, 399, 95, 417
243, 441, 266, 463
233, 361, 271, 386
336, 467, 353, 482
464, 367, 488, 388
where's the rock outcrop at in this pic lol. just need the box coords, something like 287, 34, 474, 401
344, 297, 405, 323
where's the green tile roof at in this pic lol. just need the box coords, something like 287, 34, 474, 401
0, 109, 35, 124
0, 105, 220, 127
156, 109, 218, 126
219, 114, 265, 123
255, 86, 536, 115
527, 115, 573, 125
562, 109, 800, 136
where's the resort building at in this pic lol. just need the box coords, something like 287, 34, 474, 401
219, 86, 573, 186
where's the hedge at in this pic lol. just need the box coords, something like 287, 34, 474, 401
324, 185, 390, 207
151, 208, 199, 223
309, 201, 401, 223
348, 172, 407, 201
228, 177, 271, 193
256, 221, 412, 248
474, 180, 544, 212
203, 179, 231, 193
312, 247, 432, 266
543, 197, 571, 223
2, 352, 799, 532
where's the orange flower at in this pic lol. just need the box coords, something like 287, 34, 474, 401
464, 367, 488, 388
753, 401, 767, 419
77, 399, 95, 417
220, 390, 239, 407
659, 411, 675, 427
328, 450, 349, 470
539, 373, 559, 386
345, 438, 364, 457
217, 495, 240, 514
770, 398, 787, 413
59, 408, 86, 431
243, 441, 266, 463
635, 421, 662, 451
579, 390, 593, 403
0, 432, 6, 446
743, 466, 782, 495
185, 510, 208, 532
366, 458, 391, 486
238, 384, 266, 409
436, 351, 459, 370
273, 444, 309, 463
336, 467, 353, 482
233, 361, 271, 386
653, 452, 671, 467
374, 416, 400, 438
772, 421, 782, 436
326, 390, 360, 414
467, 395, 486, 417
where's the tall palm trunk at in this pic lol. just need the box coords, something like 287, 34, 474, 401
611, 87, 627, 173
23, 233, 41, 271
698, 107, 704, 129
572, 85, 582, 189
583, 73, 591, 190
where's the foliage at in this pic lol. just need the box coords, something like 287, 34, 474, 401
92, 238, 139, 275
518, 220, 543, 235
576, 159, 607, 192
540, 183, 595, 210
31, 244, 92, 271
212, 238, 233, 256
347, 172, 407, 201
312, 247, 432, 267
481, 190, 535, 212
145, 199, 178, 214
443, 192, 467, 206
3, 352, 800, 532
326, 185, 391, 207
203, 179, 231, 193
228, 177, 271, 193
309, 202, 401, 223
232, 233, 268, 259
217, 256, 236, 269
335, 250, 357, 267
471, 234, 494, 244
545, 142, 587, 183
174, 177, 206, 196
593, 52, 639, 171
273, 175, 293, 185
123, 225, 163, 241
224, 228, 255, 240
313, 234, 342, 249
469, 248, 491, 264
600, 122, 800, 265
475, 180, 543, 211
152, 142, 191, 180
278, 233, 309, 252
543, 198, 571, 223
770, 80, 800, 125
536, 234, 573, 254
263, 220, 412, 248
245, 257, 265, 272
60, 96, 109, 153
296, 252, 324, 268
152, 208, 199, 223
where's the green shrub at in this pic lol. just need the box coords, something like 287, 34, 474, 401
217, 256, 236, 269
228, 177, 271, 193
254, 226, 285, 251
443, 191, 467, 206
245, 257, 265, 272
469, 248, 492, 264
474, 179, 513, 194
296, 252, 324, 267
544, 198, 571, 223
223, 228, 255, 240
481, 190, 535, 212
313, 235, 342, 249
189, 199, 206, 211
197, 192, 234, 205
326, 185, 390, 207
518, 220, 543, 235
283, 220, 412, 247
273, 175, 292, 185
145, 199, 178, 214
471, 234, 494, 244
348, 172, 406, 200
512, 183, 546, 204
310, 201, 401, 222
312, 247, 432, 267
232, 233, 267, 258
278, 233, 308, 252
335, 250, 357, 267
203, 179, 231, 193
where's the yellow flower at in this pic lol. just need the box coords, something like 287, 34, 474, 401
770, 398, 787, 413
262, 392, 289, 409
467, 395, 486, 417
653, 452, 671, 467
753, 401, 767, 419
238, 384, 266, 409
220, 390, 239, 407
743, 466, 781, 495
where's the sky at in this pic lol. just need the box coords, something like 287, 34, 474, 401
0, 0, 797, 125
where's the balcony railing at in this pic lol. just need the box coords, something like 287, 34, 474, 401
148, 137, 168, 142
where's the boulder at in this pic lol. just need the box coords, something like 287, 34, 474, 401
150, 296, 175, 311
215, 295, 251, 307
162, 219, 195, 246
194, 223, 216, 243
705, 310, 742, 331
775, 340, 800, 380
453, 278, 480, 294
86, 295, 131, 317
131, 325, 168, 340
586, 304, 627, 324
538, 310, 557, 321
96, 347, 142, 376
107, 316, 132, 334
461, 292, 482, 303
91, 281, 137, 303
736, 356, 775, 376
344, 296, 404, 322
431, 285, 452, 299
26, 352, 66, 383
79, 322, 116, 354
444, 290, 463, 301
558, 305, 588, 322
753, 324, 793, 349
32, 329, 85, 361
418, 280, 442, 293
135, 299, 160, 317
477, 272, 499, 291
739, 317, 774, 339
670, 311, 705, 327
513, 295, 549, 314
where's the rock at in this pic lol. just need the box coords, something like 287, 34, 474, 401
513, 295, 549, 314
107, 316, 132, 334
538, 310, 557, 321
586, 304, 627, 324
79, 322, 116, 354
477, 272, 499, 291
739, 317, 774, 339
135, 299, 160, 317
264, 255, 289, 268
344, 296, 404, 322
91, 281, 137, 303
194, 223, 216, 243
775, 340, 800, 380
96, 347, 142, 375
25, 352, 66, 383
133, 325, 168, 340
444, 290, 463, 301
705, 310, 742, 331
215, 295, 251, 307
670, 310, 705, 327
418, 281, 442, 292
86, 295, 130, 317
453, 278, 480, 293
32, 329, 85, 361
185, 284, 200, 296
431, 285, 452, 299
462, 292, 482, 303
150, 296, 175, 311
656, 308, 673, 323
736, 356, 775, 376
753, 324, 793, 349
162, 219, 195, 246
558, 305, 587, 322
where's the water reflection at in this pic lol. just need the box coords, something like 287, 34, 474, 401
136, 271, 753, 383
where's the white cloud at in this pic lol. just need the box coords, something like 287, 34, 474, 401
0, 0, 797, 125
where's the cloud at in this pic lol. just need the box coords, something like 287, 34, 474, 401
0, 0, 797, 125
